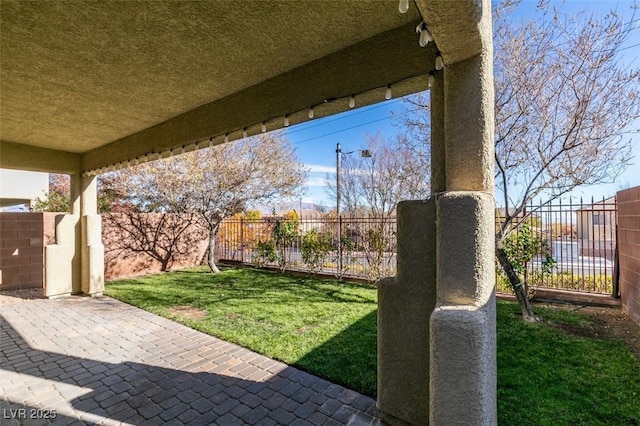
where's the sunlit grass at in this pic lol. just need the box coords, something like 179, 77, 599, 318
106, 267, 640, 424
497, 302, 640, 425
105, 266, 377, 395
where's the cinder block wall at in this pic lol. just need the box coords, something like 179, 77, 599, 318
0, 212, 46, 290
102, 213, 208, 280
617, 186, 640, 327
1, 212, 207, 290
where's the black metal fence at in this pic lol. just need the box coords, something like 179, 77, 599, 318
497, 197, 617, 295
217, 197, 617, 294
216, 216, 396, 282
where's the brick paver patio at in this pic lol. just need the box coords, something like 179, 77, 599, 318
0, 296, 381, 425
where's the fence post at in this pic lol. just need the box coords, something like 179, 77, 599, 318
240, 217, 244, 263
338, 216, 343, 279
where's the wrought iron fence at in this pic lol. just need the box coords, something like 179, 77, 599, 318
216, 216, 396, 282
217, 197, 617, 294
496, 197, 617, 295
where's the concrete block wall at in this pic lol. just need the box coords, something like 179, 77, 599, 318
102, 213, 208, 280
0, 213, 47, 290
617, 186, 640, 327
1, 212, 207, 291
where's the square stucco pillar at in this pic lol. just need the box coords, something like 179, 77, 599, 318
429, 50, 496, 425
430, 192, 496, 425
45, 176, 81, 297
378, 199, 437, 426
79, 175, 104, 295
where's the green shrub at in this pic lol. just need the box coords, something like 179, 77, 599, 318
301, 229, 333, 274
253, 240, 277, 267
503, 223, 556, 275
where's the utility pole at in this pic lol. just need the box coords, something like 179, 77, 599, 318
336, 142, 343, 278
336, 143, 342, 218
335, 142, 371, 279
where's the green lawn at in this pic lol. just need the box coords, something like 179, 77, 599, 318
106, 266, 640, 425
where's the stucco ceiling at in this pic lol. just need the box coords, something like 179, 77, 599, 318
0, 0, 486, 174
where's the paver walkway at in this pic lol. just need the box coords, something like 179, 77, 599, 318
0, 296, 381, 425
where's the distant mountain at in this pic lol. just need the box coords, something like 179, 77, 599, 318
248, 200, 329, 216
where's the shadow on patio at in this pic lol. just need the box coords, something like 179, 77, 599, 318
0, 298, 379, 425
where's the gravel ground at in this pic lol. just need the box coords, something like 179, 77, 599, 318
0, 288, 46, 304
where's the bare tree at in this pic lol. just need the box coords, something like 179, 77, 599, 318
327, 132, 430, 218
111, 132, 307, 273
493, 1, 639, 235
398, 1, 640, 320
327, 132, 430, 280
103, 211, 204, 272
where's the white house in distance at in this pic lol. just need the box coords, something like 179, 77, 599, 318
575, 196, 617, 259
0, 169, 49, 211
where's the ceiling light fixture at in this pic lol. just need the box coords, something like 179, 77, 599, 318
435, 53, 444, 70
416, 22, 433, 47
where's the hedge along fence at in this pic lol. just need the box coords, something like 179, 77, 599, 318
4, 206, 616, 292
219, 207, 617, 294
217, 214, 397, 282
496, 197, 618, 295
101, 203, 615, 295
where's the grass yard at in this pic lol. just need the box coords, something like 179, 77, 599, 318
106, 266, 640, 425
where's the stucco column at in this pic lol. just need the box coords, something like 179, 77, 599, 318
44, 175, 81, 297
430, 50, 496, 425
79, 175, 104, 295
378, 200, 437, 425
377, 69, 445, 426
430, 70, 445, 195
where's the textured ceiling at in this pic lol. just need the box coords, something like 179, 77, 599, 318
0, 0, 484, 174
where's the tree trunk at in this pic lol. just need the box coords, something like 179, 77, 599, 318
495, 244, 539, 322
160, 257, 170, 272
207, 225, 220, 274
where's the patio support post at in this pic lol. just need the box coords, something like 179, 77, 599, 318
430, 70, 445, 195
378, 0, 496, 422
376, 69, 444, 426
377, 199, 436, 425
79, 175, 104, 295
46, 173, 104, 296
429, 41, 496, 425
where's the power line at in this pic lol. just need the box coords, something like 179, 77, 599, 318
291, 17, 640, 149
285, 99, 402, 136
619, 42, 640, 52
292, 115, 395, 146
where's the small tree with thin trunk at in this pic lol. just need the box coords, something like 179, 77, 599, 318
398, 1, 640, 320
111, 132, 307, 273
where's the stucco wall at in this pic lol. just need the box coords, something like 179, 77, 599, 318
1, 213, 208, 289
102, 213, 208, 280
617, 186, 640, 327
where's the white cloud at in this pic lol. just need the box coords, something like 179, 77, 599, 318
306, 164, 336, 174
306, 176, 331, 187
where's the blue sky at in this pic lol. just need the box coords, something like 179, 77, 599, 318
287, 0, 640, 209
284, 99, 401, 208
